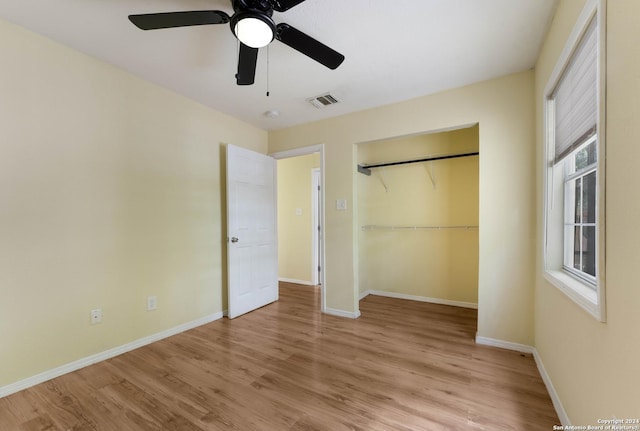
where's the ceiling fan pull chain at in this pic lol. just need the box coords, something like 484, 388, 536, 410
236, 37, 240, 81
266, 44, 270, 97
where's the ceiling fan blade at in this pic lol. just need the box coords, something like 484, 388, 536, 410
276, 23, 345, 70
270, 0, 308, 12
236, 43, 259, 85
128, 11, 230, 30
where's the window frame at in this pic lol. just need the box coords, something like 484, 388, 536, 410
543, 0, 606, 322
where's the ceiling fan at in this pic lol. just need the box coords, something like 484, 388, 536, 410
128, 0, 345, 86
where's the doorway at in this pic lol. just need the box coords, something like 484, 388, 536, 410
271, 145, 326, 312
311, 167, 322, 286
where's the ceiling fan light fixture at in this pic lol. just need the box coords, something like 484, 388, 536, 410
232, 13, 275, 48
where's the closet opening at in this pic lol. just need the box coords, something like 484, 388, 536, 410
357, 125, 480, 319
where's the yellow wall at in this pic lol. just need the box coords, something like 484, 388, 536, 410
357, 127, 479, 304
534, 0, 640, 422
277, 153, 320, 284
0, 18, 267, 388
270, 70, 536, 344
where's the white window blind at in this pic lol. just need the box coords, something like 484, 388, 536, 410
552, 16, 598, 164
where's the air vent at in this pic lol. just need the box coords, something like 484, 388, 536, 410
307, 93, 339, 109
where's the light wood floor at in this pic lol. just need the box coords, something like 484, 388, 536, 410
0, 282, 559, 430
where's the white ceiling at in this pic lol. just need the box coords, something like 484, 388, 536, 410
0, 0, 557, 130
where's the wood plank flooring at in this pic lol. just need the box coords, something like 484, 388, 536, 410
0, 282, 559, 430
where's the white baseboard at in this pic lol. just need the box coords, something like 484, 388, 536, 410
278, 277, 315, 286
0, 312, 223, 399
533, 349, 571, 426
362, 290, 478, 309
475, 335, 535, 354
325, 307, 361, 319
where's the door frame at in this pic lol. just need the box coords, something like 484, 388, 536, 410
270, 144, 326, 313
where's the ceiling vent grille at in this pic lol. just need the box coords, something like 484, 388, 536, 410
307, 93, 339, 109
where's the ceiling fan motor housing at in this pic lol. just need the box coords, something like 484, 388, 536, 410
233, 0, 274, 14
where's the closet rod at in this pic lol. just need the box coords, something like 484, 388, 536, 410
357, 152, 479, 176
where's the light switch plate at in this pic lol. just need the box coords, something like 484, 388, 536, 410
336, 199, 347, 211
147, 295, 157, 311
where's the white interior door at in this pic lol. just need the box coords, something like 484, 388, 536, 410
226, 144, 278, 319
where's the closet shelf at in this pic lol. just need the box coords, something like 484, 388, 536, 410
361, 225, 478, 231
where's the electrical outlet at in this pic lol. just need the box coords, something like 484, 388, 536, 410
147, 296, 157, 311
90, 308, 102, 324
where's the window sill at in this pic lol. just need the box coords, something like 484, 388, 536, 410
544, 269, 605, 322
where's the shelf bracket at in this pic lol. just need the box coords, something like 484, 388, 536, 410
377, 168, 389, 193
425, 161, 437, 189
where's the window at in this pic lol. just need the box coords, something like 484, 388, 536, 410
544, 0, 605, 321
563, 138, 597, 283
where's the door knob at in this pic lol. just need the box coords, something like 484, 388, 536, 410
230, 237, 239, 243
